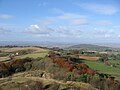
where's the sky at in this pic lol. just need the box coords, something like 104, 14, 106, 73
0, 0, 120, 44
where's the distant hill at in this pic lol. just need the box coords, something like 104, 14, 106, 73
66, 44, 112, 51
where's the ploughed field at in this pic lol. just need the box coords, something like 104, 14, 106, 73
79, 55, 100, 61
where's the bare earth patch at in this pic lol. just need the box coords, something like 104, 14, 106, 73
79, 56, 100, 61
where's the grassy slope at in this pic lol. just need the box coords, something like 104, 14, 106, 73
0, 47, 46, 53
17, 51, 49, 58
0, 47, 49, 62
66, 44, 110, 50
0, 70, 97, 90
108, 60, 120, 64
82, 60, 120, 80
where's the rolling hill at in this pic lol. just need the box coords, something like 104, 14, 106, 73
66, 44, 112, 51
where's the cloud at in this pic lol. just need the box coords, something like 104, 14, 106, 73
104, 34, 111, 38
51, 8, 64, 14
57, 13, 88, 25
25, 24, 54, 36
47, 12, 89, 25
0, 14, 13, 19
40, 19, 54, 25
78, 3, 118, 15
38, 2, 48, 7
72, 18, 88, 25
94, 28, 113, 34
96, 20, 112, 25
118, 35, 120, 38
56, 26, 82, 37
0, 27, 11, 34
113, 25, 120, 29
56, 13, 84, 20
93, 28, 113, 38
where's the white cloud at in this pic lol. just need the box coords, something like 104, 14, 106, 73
72, 18, 88, 25
41, 19, 54, 25
104, 34, 111, 38
51, 8, 64, 14
118, 35, 120, 38
0, 27, 11, 34
25, 24, 54, 35
47, 12, 89, 25
56, 26, 82, 37
56, 13, 84, 20
94, 28, 113, 34
113, 25, 120, 29
96, 20, 112, 25
0, 14, 13, 19
93, 28, 114, 38
78, 3, 118, 15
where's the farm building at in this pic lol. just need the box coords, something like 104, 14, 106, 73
82, 51, 97, 55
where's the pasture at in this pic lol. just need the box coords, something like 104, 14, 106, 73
108, 60, 120, 64
82, 60, 120, 80
19, 51, 49, 58
0, 47, 49, 62
0, 46, 46, 53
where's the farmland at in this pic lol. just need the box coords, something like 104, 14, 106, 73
82, 60, 120, 79
0, 46, 49, 62
0, 46, 46, 53
0, 45, 120, 90
18, 51, 49, 58
79, 56, 100, 61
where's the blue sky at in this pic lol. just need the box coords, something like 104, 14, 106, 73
0, 0, 120, 44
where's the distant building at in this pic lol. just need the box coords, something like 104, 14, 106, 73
82, 50, 97, 55
99, 52, 108, 54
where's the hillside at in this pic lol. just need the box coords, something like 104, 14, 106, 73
0, 71, 97, 90
66, 44, 112, 51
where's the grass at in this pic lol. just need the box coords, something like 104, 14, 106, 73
0, 46, 46, 53
108, 60, 120, 64
112, 52, 120, 55
82, 60, 120, 74
0, 57, 10, 62
82, 60, 120, 80
20, 51, 49, 58
0, 53, 10, 57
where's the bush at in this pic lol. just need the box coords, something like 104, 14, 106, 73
24, 62, 32, 71
66, 72, 74, 81
76, 74, 89, 83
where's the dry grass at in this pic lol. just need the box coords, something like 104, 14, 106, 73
0, 56, 9, 62
0, 47, 48, 62
79, 56, 100, 61
0, 71, 97, 90
0, 47, 46, 53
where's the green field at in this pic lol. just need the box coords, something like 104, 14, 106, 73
112, 52, 120, 55
20, 51, 49, 58
82, 60, 120, 80
108, 60, 120, 64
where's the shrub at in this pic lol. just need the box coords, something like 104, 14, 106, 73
66, 72, 74, 81
76, 74, 89, 83
23, 62, 32, 71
